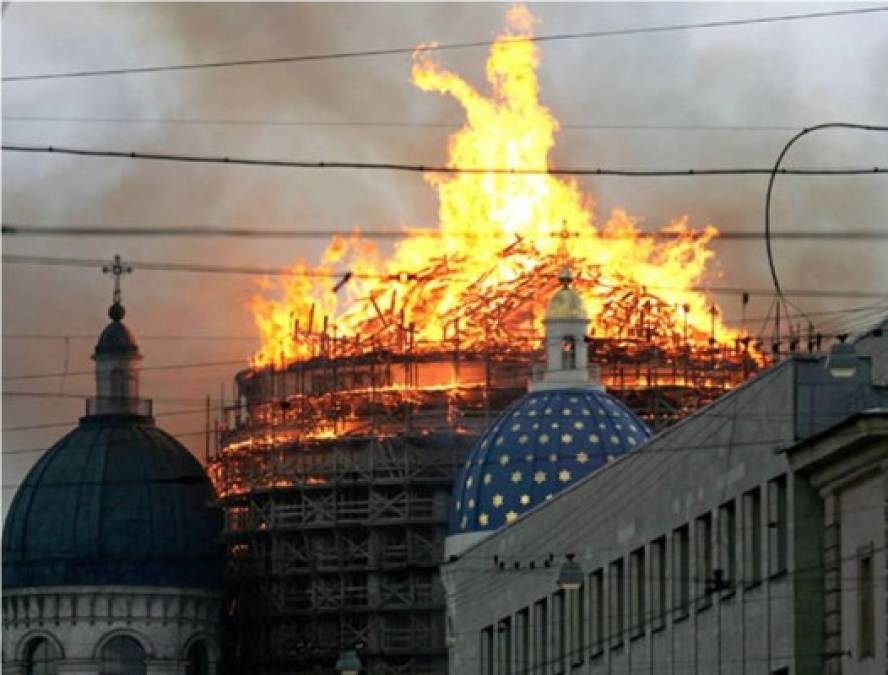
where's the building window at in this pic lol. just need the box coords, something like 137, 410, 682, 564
480, 626, 494, 675
561, 336, 576, 370
672, 525, 690, 619
535, 598, 548, 673
24, 637, 59, 675
498, 617, 512, 675
516, 609, 530, 675
100, 636, 146, 675
651, 537, 667, 629
743, 488, 762, 587
588, 569, 604, 656
859, 546, 875, 659
570, 578, 585, 666
552, 590, 566, 674
718, 500, 737, 594
629, 547, 646, 638
185, 641, 210, 675
696, 513, 713, 609
768, 476, 788, 576
609, 559, 625, 648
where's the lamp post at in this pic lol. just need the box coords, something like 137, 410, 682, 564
556, 553, 584, 591
335, 648, 362, 675
825, 339, 859, 379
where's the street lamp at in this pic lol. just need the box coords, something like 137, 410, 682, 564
825, 339, 859, 379
556, 553, 584, 591
335, 648, 362, 675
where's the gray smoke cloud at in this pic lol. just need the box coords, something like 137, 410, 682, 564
3, 2, 886, 508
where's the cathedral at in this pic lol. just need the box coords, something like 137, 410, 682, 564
2, 274, 225, 675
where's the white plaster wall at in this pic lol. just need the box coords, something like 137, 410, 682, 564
2, 586, 222, 675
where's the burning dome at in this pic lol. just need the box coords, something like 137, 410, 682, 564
448, 388, 650, 540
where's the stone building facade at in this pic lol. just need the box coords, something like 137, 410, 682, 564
441, 340, 888, 674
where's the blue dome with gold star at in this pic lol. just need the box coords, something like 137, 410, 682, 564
449, 388, 650, 535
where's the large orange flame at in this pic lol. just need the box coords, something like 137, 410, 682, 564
249, 5, 745, 368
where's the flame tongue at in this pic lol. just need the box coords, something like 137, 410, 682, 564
249, 5, 745, 368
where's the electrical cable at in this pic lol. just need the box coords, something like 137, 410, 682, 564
0, 115, 808, 132
4, 143, 888, 176
4, 6, 885, 82
4, 223, 888, 240
4, 253, 887, 299
763, 122, 888, 332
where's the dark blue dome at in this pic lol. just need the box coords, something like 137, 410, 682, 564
449, 388, 651, 535
3, 415, 223, 590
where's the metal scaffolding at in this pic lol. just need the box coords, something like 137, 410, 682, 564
209, 247, 763, 673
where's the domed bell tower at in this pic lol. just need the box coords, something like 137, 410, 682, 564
534, 267, 602, 391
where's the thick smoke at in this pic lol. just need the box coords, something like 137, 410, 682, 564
3, 3, 886, 507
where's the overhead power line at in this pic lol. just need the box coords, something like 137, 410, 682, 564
4, 224, 888, 241
4, 143, 887, 176
4, 253, 886, 299
4, 6, 886, 82
0, 115, 804, 133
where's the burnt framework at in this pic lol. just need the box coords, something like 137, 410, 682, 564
210, 342, 759, 674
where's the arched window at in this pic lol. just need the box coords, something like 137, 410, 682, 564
24, 637, 59, 675
185, 641, 210, 675
100, 636, 146, 675
561, 336, 576, 370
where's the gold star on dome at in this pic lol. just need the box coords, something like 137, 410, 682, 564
551, 422, 560, 430
492, 494, 504, 508
460, 516, 468, 529
546, 494, 554, 501
589, 434, 600, 444
574, 421, 585, 430
615, 423, 623, 430
629, 424, 638, 432
561, 433, 573, 444
569, 396, 579, 403
528, 410, 538, 417
559, 469, 571, 483
544, 407, 553, 415
628, 437, 637, 445
506, 511, 519, 524
496, 436, 505, 446
499, 454, 510, 466
539, 434, 550, 444
483, 473, 492, 485
511, 423, 521, 431
524, 453, 534, 462
534, 470, 547, 484
518, 434, 529, 445
610, 435, 620, 444
549, 453, 558, 463
479, 513, 489, 526
464, 460, 471, 468
468, 498, 475, 509
465, 476, 473, 488
511, 470, 522, 483
562, 408, 572, 416
576, 451, 589, 464
581, 408, 591, 415
456, 500, 462, 511
520, 494, 531, 506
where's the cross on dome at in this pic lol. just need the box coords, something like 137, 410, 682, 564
102, 254, 132, 321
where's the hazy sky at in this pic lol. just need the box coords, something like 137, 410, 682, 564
3, 1, 887, 509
